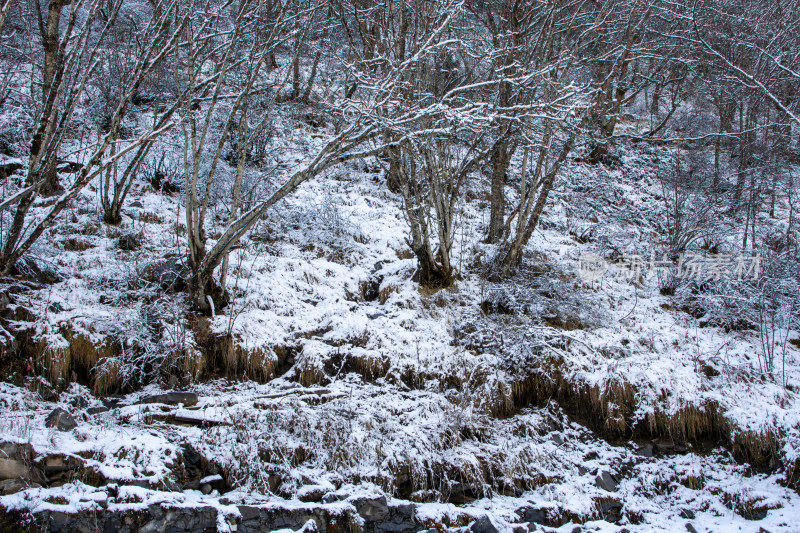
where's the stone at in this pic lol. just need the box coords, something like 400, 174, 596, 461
470, 515, 499, 533
45, 408, 76, 431
129, 200, 144, 208
70, 396, 89, 409
636, 443, 654, 458
140, 391, 198, 407
355, 496, 390, 521
200, 483, 213, 495
595, 471, 618, 492
238, 505, 261, 521
679, 509, 695, 519
519, 507, 547, 525
0, 478, 38, 495
87, 406, 109, 415
0, 459, 27, 480
0, 442, 33, 462
685, 524, 698, 533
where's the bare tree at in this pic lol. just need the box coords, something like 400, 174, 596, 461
0, 0, 182, 275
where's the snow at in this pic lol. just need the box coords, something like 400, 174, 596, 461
0, 87, 798, 532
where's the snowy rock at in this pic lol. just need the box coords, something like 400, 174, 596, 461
86, 406, 109, 415
635, 443, 654, 458
470, 515, 499, 533
139, 391, 198, 406
129, 200, 144, 208
594, 471, 618, 492
69, 396, 89, 409
0, 478, 39, 495
354, 496, 390, 521
45, 408, 76, 431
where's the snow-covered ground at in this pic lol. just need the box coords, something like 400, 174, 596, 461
1, 112, 799, 531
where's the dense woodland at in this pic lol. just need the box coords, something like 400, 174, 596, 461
0, 0, 799, 531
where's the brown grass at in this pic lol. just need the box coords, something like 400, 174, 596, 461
509, 357, 781, 469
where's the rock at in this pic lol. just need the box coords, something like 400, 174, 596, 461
354, 496, 390, 522
470, 515, 499, 533
140, 391, 198, 406
685, 524, 698, 533
0, 478, 39, 495
679, 509, 695, 519
101, 396, 123, 409
45, 408, 76, 431
0, 459, 27, 480
519, 507, 548, 525
118, 233, 139, 251
636, 443, 654, 458
86, 406, 109, 415
238, 505, 261, 521
595, 471, 618, 492
200, 483, 213, 495
70, 396, 89, 409
129, 200, 144, 208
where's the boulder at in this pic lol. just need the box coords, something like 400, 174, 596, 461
140, 391, 198, 407
354, 496, 390, 522
470, 515, 499, 533
595, 471, 618, 492
0, 459, 27, 480
0, 478, 39, 495
45, 408, 76, 431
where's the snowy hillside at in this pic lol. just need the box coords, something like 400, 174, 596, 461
1, 0, 800, 532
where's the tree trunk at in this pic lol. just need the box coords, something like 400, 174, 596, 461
38, 0, 70, 196
486, 138, 512, 243
497, 136, 575, 278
